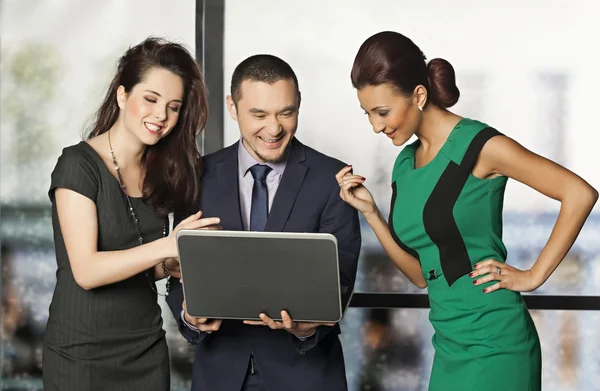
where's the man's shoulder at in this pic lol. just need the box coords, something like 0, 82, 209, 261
202, 142, 238, 169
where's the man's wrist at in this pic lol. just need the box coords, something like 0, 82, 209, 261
180, 310, 200, 332
294, 328, 317, 340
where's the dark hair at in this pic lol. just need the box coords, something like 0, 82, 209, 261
230, 54, 299, 104
351, 31, 459, 109
87, 37, 207, 216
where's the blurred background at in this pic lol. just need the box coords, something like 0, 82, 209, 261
1, 0, 599, 390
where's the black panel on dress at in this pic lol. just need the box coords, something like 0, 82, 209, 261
422, 127, 502, 287
389, 181, 421, 262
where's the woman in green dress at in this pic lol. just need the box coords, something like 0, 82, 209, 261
337, 31, 598, 390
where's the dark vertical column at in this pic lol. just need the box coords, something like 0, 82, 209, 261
196, 0, 225, 155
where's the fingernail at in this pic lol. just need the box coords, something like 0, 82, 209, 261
483, 288, 488, 293
361, 177, 366, 181
347, 165, 352, 168
469, 272, 474, 277
473, 280, 478, 284
474, 264, 479, 269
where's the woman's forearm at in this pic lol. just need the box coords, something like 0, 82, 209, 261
152, 261, 168, 281
531, 187, 598, 285
73, 237, 171, 290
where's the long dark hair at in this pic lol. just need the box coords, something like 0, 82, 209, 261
87, 37, 207, 216
351, 31, 460, 109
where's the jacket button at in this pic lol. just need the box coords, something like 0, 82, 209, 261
428, 269, 437, 280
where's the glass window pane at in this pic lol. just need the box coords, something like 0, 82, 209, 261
341, 308, 600, 391
1, 1, 196, 388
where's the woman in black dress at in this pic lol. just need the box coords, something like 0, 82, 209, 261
43, 37, 220, 390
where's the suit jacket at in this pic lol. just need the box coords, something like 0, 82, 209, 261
167, 138, 361, 391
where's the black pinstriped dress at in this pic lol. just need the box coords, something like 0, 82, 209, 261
43, 142, 169, 391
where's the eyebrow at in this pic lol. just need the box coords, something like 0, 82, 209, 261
144, 90, 183, 103
278, 105, 297, 113
249, 105, 297, 114
371, 106, 388, 111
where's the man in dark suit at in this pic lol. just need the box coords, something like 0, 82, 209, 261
167, 54, 361, 391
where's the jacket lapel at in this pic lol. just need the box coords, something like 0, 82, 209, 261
264, 138, 308, 232
215, 142, 244, 231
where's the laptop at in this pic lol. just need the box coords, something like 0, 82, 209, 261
176, 230, 354, 322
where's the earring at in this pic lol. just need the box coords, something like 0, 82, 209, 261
418, 106, 423, 112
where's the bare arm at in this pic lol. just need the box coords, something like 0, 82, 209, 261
55, 188, 219, 290
472, 136, 598, 291
336, 166, 427, 288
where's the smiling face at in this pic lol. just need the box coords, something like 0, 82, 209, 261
227, 79, 299, 163
117, 67, 184, 146
357, 83, 425, 146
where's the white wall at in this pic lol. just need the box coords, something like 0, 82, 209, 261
223, 0, 600, 212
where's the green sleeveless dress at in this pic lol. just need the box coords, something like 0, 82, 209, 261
389, 118, 541, 390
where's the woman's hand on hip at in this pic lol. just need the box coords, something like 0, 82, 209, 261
470, 259, 543, 293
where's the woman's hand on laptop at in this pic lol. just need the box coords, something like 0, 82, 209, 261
182, 300, 223, 333
167, 211, 221, 258
243, 311, 335, 338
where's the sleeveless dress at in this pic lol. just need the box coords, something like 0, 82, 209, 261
389, 118, 541, 390
43, 142, 170, 391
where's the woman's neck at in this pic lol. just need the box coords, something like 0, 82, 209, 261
107, 121, 146, 170
415, 106, 462, 151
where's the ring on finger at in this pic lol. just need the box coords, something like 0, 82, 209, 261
495, 266, 502, 275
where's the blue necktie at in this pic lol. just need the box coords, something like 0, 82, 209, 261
249, 164, 272, 231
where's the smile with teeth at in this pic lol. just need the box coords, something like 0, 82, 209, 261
259, 136, 283, 144
145, 122, 162, 133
